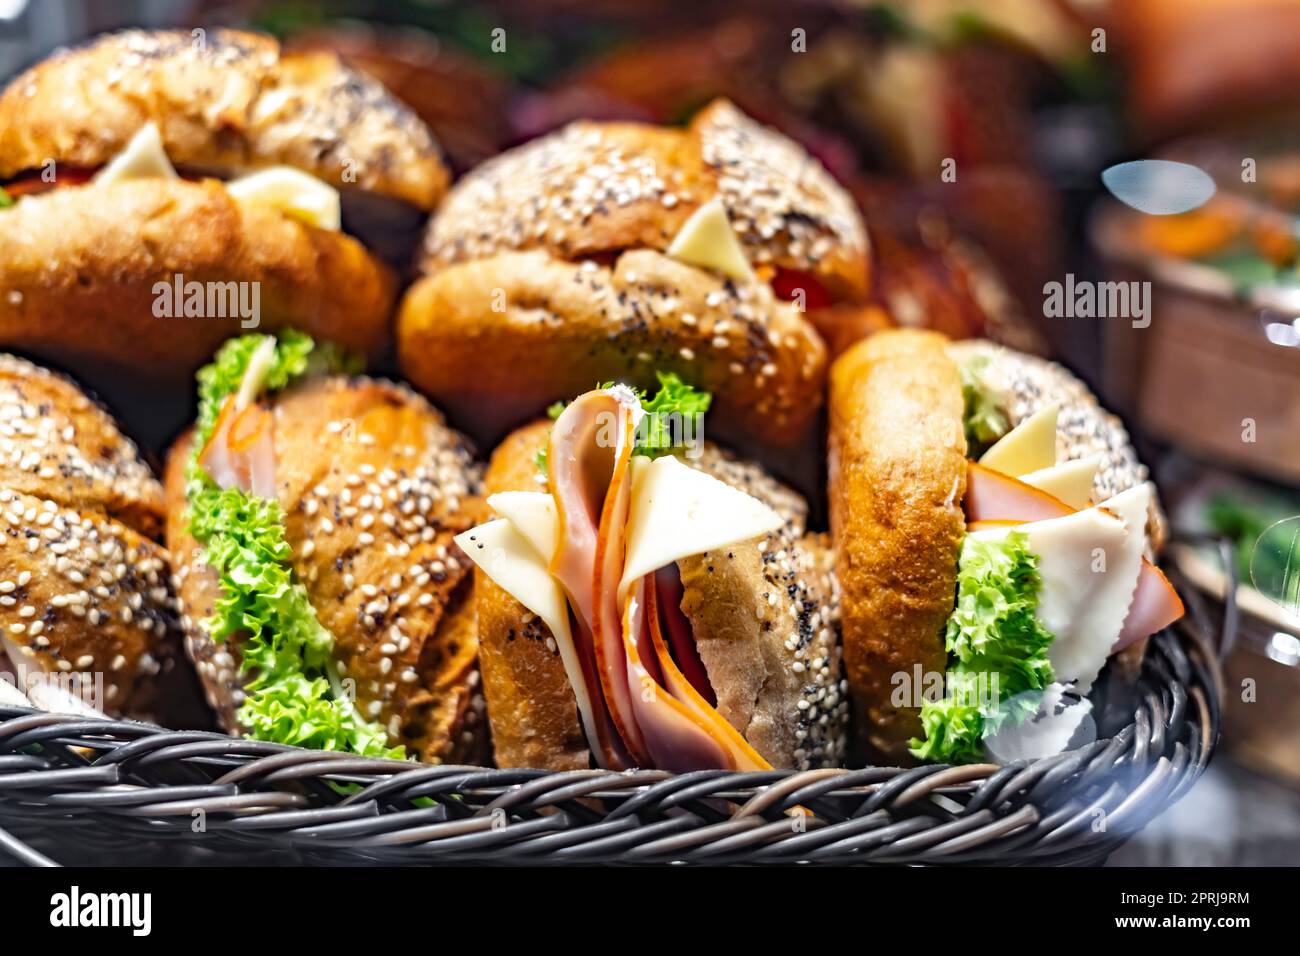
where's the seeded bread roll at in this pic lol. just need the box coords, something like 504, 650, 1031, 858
398, 99, 867, 452
164, 375, 488, 764
419, 100, 867, 295
398, 248, 826, 451
0, 28, 449, 209
0, 355, 202, 725
476, 420, 846, 771
0, 179, 395, 380
829, 330, 968, 764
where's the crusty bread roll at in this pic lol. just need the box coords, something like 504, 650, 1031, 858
830, 331, 1167, 764
829, 330, 968, 764
398, 100, 868, 452
399, 249, 827, 451
0, 179, 394, 379
476, 420, 846, 771
0, 355, 203, 725
0, 27, 449, 381
0, 29, 448, 209
164, 375, 488, 763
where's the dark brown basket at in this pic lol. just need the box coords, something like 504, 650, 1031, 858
0, 566, 1227, 867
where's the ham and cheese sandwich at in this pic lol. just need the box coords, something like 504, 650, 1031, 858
457, 375, 847, 771
830, 330, 1184, 765
164, 332, 486, 763
0, 28, 449, 380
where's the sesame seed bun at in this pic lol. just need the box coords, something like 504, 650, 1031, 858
0, 178, 395, 381
0, 355, 205, 725
398, 100, 867, 453
476, 421, 847, 771
0, 29, 449, 210
418, 100, 867, 296
164, 375, 488, 764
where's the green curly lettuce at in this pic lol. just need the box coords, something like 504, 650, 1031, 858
910, 531, 1056, 764
0, 186, 13, 209
960, 357, 1009, 456
186, 332, 400, 758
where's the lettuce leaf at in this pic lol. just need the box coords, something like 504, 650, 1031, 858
186, 332, 400, 758
960, 357, 1009, 455
910, 531, 1056, 763
0, 186, 13, 209
636, 371, 712, 459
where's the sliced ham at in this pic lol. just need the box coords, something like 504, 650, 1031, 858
1114, 560, 1184, 652
549, 389, 644, 769
545, 385, 776, 771
199, 397, 277, 498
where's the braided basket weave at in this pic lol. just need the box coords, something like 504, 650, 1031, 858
0, 562, 1226, 867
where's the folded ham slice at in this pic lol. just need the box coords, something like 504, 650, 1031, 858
542, 387, 775, 771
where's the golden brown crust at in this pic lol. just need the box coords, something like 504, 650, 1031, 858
474, 421, 846, 770
419, 100, 867, 300
165, 376, 486, 763
0, 357, 200, 724
475, 422, 588, 771
829, 330, 968, 764
0, 179, 395, 380
0, 29, 448, 209
398, 248, 827, 450
677, 524, 845, 770
0, 354, 163, 538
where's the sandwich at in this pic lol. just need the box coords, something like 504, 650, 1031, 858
455, 375, 846, 771
164, 331, 485, 762
0, 354, 203, 724
0, 28, 448, 381
396, 99, 870, 459
829, 330, 1185, 765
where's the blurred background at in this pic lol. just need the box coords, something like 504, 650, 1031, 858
3, 0, 1299, 864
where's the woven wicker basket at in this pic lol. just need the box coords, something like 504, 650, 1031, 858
0, 563, 1226, 867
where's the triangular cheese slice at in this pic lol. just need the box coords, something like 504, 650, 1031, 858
454, 519, 599, 755
1019, 454, 1101, 510
979, 403, 1059, 477
95, 122, 179, 185
619, 455, 783, 601
487, 491, 559, 564
666, 197, 756, 283
970, 491, 1143, 690
226, 166, 342, 231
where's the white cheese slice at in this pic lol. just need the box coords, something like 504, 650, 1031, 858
94, 122, 179, 185
619, 454, 783, 601
665, 197, 756, 283
225, 166, 341, 231
233, 336, 278, 412
970, 495, 1143, 690
984, 683, 1095, 763
487, 491, 559, 564
454, 519, 600, 755
979, 403, 1059, 477
0, 676, 30, 707
1019, 454, 1101, 510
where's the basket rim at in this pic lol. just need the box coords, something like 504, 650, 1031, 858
0, 558, 1229, 866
